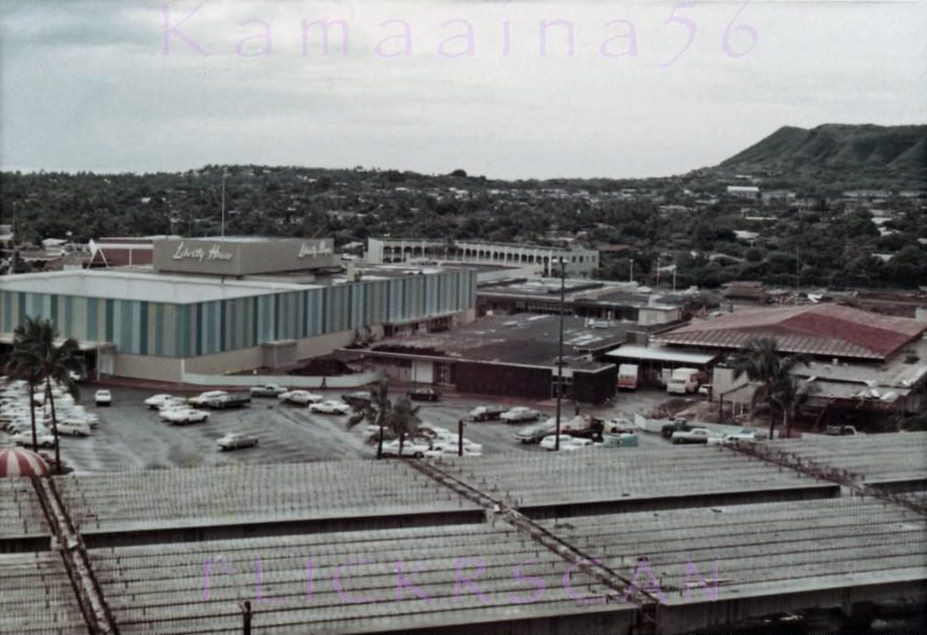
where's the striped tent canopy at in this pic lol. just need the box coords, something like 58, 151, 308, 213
0, 447, 49, 477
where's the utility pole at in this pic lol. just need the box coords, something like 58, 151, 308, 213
554, 258, 566, 452
629, 258, 634, 283
795, 247, 800, 290
239, 600, 252, 635
221, 171, 228, 238
457, 419, 464, 457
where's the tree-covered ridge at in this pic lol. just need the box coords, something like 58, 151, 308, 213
2, 124, 925, 290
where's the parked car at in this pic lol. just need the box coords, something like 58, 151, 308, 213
500, 407, 540, 423
468, 405, 507, 422
12, 432, 55, 448
540, 434, 593, 451
308, 400, 351, 415
429, 439, 483, 454
671, 428, 712, 445
54, 421, 91, 437
605, 417, 635, 434
406, 387, 441, 402
188, 391, 228, 407
217, 432, 259, 451
661, 418, 695, 440
515, 419, 557, 444
825, 425, 859, 437
279, 390, 323, 406
424, 446, 482, 458
144, 394, 177, 409
94, 390, 112, 406
162, 408, 209, 425
721, 428, 764, 444
341, 391, 372, 407
380, 438, 431, 458
249, 384, 288, 398
157, 397, 188, 412
202, 393, 251, 409
600, 432, 639, 448
540, 433, 571, 451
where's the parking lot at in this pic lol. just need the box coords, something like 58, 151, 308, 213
3, 384, 689, 474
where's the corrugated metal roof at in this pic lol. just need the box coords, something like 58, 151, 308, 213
653, 303, 926, 361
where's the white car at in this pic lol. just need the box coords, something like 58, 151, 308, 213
424, 446, 482, 458
54, 421, 91, 437
94, 390, 112, 406
722, 429, 763, 445
308, 400, 351, 415
380, 438, 431, 458
7, 422, 53, 436
541, 434, 594, 451
161, 408, 210, 425
500, 407, 540, 423
157, 397, 188, 412
144, 394, 177, 409
11, 432, 55, 448
249, 384, 288, 398
217, 432, 259, 451
279, 390, 323, 405
671, 428, 713, 445
188, 391, 228, 407
540, 434, 573, 451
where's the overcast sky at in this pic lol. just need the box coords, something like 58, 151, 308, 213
1, 1, 925, 179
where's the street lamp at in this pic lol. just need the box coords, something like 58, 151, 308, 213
220, 170, 228, 238
554, 257, 567, 451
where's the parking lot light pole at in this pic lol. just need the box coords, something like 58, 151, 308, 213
555, 258, 566, 452
239, 600, 252, 635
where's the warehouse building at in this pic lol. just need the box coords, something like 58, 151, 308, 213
652, 303, 927, 417
0, 237, 478, 382
341, 313, 626, 403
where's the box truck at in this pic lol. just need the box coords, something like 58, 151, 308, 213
617, 364, 639, 390
667, 368, 700, 395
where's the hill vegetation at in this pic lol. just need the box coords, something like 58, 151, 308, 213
1, 124, 925, 290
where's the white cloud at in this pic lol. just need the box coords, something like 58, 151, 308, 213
2, 0, 925, 177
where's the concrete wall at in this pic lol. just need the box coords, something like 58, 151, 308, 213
113, 353, 184, 382
179, 369, 383, 389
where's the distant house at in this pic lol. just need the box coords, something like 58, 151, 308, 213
722, 280, 769, 303
726, 186, 760, 201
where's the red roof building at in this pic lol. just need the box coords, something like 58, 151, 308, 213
654, 303, 927, 361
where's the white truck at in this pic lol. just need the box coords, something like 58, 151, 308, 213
667, 368, 701, 395
617, 364, 639, 391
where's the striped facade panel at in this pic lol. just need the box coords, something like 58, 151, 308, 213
305, 289, 324, 337
0, 270, 476, 358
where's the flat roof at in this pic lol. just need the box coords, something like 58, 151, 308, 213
366, 313, 629, 369
605, 345, 717, 365
435, 446, 835, 511
0, 270, 310, 303
54, 461, 481, 535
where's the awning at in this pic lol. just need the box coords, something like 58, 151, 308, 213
605, 345, 717, 365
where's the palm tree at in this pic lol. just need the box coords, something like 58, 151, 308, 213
5, 317, 82, 470
728, 337, 809, 440
388, 396, 421, 458
5, 324, 44, 452
346, 379, 392, 459
769, 374, 817, 439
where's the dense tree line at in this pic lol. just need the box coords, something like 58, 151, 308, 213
2, 166, 925, 289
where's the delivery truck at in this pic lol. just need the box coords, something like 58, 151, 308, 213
617, 364, 639, 391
